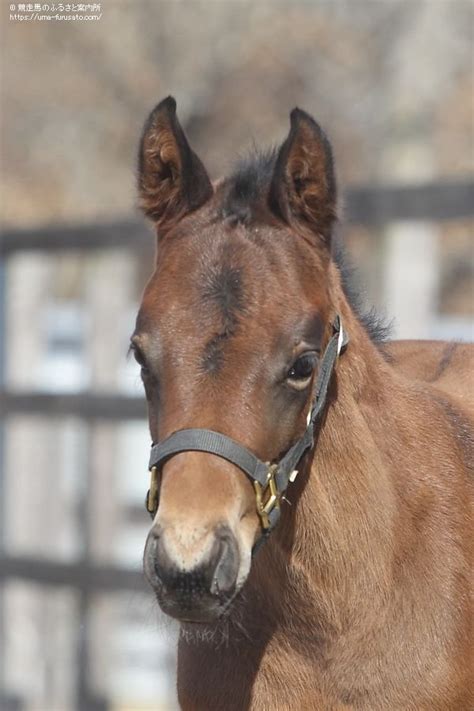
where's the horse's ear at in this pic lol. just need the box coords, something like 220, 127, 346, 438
269, 108, 337, 243
137, 96, 213, 234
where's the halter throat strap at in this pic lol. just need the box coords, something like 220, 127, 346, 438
146, 315, 348, 544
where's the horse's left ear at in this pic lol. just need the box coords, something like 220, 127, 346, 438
269, 108, 337, 243
137, 96, 213, 234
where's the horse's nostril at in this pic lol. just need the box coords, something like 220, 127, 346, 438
143, 525, 169, 587
210, 528, 240, 596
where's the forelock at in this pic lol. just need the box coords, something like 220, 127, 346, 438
220, 149, 278, 226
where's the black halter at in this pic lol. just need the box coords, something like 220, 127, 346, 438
145, 316, 348, 546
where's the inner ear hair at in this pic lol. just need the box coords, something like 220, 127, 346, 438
137, 96, 213, 233
270, 108, 337, 243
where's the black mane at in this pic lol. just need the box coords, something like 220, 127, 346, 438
221, 151, 391, 345
332, 238, 392, 344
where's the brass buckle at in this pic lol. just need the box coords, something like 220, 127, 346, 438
253, 464, 280, 530
146, 466, 160, 517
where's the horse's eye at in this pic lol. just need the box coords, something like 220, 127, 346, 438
286, 352, 318, 390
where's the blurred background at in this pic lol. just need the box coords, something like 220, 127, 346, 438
0, 1, 473, 709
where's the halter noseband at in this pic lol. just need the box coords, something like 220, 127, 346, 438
145, 315, 348, 547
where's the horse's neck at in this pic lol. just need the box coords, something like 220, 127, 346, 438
260, 321, 400, 641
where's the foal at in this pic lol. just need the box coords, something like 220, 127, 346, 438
133, 97, 473, 710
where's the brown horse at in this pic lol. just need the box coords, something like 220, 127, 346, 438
133, 97, 473, 710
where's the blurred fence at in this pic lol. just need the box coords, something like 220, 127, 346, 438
0, 177, 473, 711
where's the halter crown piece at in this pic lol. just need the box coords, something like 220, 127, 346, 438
145, 316, 348, 549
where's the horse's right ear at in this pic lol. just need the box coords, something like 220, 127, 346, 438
137, 96, 213, 234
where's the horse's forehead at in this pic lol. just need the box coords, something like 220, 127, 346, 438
139, 222, 315, 347
147, 230, 255, 308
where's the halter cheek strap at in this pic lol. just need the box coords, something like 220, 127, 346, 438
146, 316, 348, 546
